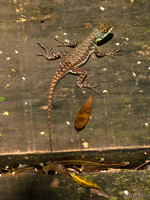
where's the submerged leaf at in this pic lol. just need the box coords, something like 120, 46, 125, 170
69, 172, 109, 198
90, 188, 109, 198
75, 94, 93, 131
69, 172, 100, 188
42, 163, 70, 178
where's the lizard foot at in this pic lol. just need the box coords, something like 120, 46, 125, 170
37, 43, 60, 60
105, 49, 122, 59
80, 81, 100, 95
37, 43, 53, 57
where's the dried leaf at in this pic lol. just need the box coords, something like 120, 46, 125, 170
75, 94, 93, 131
42, 163, 70, 178
134, 160, 150, 170
69, 172, 100, 188
82, 162, 129, 172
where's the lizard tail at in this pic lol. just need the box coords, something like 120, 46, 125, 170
48, 68, 68, 162
48, 51, 70, 162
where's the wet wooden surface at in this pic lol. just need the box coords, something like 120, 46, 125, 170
0, 0, 150, 156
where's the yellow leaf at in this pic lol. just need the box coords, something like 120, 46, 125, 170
69, 172, 100, 188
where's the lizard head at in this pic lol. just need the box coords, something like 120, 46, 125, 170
94, 22, 113, 44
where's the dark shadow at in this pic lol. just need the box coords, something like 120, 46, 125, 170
97, 33, 114, 46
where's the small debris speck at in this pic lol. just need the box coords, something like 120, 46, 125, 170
0, 50, 2, 54
65, 39, 70, 43
12, 68, 16, 72
103, 90, 108, 94
22, 77, 26, 81
25, 102, 28, 105
6, 84, 10, 88
16, 8, 20, 12
115, 43, 120, 46
125, 38, 129, 41
3, 111, 9, 116
132, 72, 136, 77
66, 121, 70, 125
63, 33, 67, 35
145, 123, 148, 127
7, 57, 10, 60
124, 190, 130, 195
137, 61, 141, 64
15, 50, 18, 54
82, 142, 88, 148
100, 6, 105, 11
39, 132, 45, 135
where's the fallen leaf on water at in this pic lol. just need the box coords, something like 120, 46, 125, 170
69, 172, 100, 188
42, 163, 70, 178
75, 94, 93, 131
69, 172, 109, 198
90, 188, 109, 198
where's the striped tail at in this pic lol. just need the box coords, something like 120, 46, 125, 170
48, 68, 69, 162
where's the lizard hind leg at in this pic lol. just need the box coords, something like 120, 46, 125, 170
69, 67, 100, 95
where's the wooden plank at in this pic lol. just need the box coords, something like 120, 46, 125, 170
0, 0, 149, 155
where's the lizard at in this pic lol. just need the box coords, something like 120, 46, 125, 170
37, 22, 121, 162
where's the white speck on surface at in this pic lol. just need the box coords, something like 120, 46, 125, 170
0, 50, 2, 54
65, 39, 70, 43
66, 121, 70, 125
15, 50, 18, 54
55, 35, 58, 38
63, 32, 67, 35
145, 123, 148, 127
7, 57, 10, 60
22, 77, 26, 81
3, 111, 9, 116
115, 43, 120, 46
39, 132, 45, 135
100, 6, 105, 11
103, 90, 108, 94
148, 67, 150, 70
25, 102, 27, 105
16, 8, 20, 12
137, 61, 141, 64
12, 68, 16, 72
132, 72, 136, 77
124, 190, 130, 195
125, 38, 129, 41
70, 138, 73, 143
82, 142, 88, 148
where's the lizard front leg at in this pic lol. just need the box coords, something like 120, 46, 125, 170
37, 43, 61, 60
95, 48, 122, 59
69, 67, 100, 95
54, 38, 82, 48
